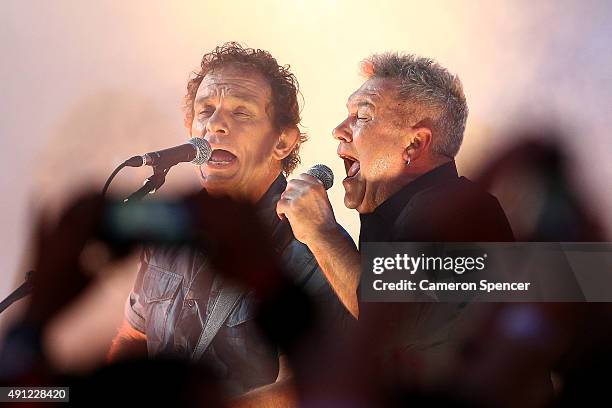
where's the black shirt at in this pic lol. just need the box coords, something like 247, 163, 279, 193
360, 160, 514, 244
358, 161, 514, 355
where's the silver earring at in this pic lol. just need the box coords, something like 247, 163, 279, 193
405, 157, 411, 166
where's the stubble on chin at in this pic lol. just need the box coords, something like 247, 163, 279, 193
343, 179, 367, 211
343, 194, 358, 210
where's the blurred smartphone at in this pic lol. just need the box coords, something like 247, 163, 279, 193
98, 199, 195, 247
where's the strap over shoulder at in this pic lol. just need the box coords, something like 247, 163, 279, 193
191, 276, 243, 361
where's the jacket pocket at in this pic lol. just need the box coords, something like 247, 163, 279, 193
142, 264, 183, 355
143, 265, 182, 303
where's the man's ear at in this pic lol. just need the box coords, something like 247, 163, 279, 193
272, 126, 300, 161
403, 126, 432, 163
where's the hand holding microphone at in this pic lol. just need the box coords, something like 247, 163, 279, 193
276, 164, 337, 246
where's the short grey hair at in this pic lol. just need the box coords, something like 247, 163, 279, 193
361, 53, 468, 158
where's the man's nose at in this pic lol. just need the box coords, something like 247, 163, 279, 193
206, 109, 229, 136
332, 118, 352, 142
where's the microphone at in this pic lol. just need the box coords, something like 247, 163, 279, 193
276, 164, 334, 222
125, 137, 212, 168
306, 164, 334, 190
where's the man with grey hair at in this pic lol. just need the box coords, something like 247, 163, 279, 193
277, 53, 513, 352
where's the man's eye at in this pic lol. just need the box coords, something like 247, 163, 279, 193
233, 110, 251, 118
198, 109, 214, 117
357, 116, 371, 121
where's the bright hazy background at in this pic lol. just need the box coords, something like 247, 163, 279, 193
1, 0, 610, 371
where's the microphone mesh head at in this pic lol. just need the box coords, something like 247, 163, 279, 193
188, 137, 212, 165
307, 164, 334, 190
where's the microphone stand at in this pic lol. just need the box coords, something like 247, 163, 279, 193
0, 165, 174, 316
123, 164, 171, 202
0, 271, 34, 315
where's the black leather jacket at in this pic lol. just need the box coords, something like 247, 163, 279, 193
125, 175, 350, 395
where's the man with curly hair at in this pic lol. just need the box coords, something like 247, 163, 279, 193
108, 42, 349, 405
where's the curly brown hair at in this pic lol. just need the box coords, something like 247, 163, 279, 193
183, 42, 306, 175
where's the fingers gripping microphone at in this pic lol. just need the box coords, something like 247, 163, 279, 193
306, 164, 334, 190
276, 164, 334, 222
125, 137, 212, 168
